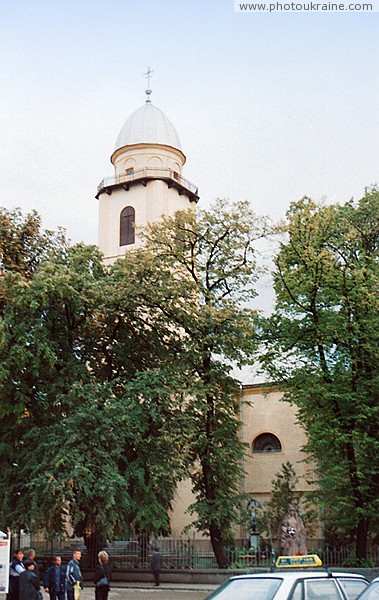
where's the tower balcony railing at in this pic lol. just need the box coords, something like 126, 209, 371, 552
96, 167, 199, 201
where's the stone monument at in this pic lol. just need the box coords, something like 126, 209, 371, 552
279, 505, 307, 555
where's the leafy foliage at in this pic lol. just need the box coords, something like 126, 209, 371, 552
0, 207, 66, 280
0, 241, 187, 541
126, 199, 269, 566
262, 187, 379, 558
0, 200, 266, 569
258, 462, 317, 547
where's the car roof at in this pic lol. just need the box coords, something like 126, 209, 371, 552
230, 572, 368, 582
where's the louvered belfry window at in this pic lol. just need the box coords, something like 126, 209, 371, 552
120, 206, 135, 246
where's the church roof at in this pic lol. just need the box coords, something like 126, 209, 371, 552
114, 102, 182, 153
230, 364, 269, 386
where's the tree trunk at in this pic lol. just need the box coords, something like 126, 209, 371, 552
355, 516, 369, 560
83, 532, 106, 568
209, 522, 229, 569
344, 440, 369, 561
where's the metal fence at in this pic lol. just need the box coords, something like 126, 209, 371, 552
12, 534, 379, 569
320, 546, 379, 567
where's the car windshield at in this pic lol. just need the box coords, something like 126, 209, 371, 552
205, 577, 282, 600
356, 582, 379, 600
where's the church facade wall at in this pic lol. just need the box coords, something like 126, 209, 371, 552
169, 384, 313, 541
242, 384, 311, 502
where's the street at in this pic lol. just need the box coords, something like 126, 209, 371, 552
109, 589, 208, 600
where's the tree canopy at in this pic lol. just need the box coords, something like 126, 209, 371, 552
0, 207, 66, 280
262, 187, 379, 559
107, 199, 268, 566
0, 200, 266, 568
2, 188, 378, 564
0, 242, 188, 549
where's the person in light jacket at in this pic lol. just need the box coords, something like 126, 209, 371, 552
66, 550, 83, 600
8, 549, 26, 600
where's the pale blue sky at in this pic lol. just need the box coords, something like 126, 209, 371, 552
0, 0, 378, 246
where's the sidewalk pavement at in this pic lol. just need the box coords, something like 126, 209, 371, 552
82, 583, 219, 591
76, 585, 216, 600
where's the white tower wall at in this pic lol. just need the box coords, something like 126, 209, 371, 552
97, 101, 198, 264
112, 144, 185, 176
98, 176, 196, 263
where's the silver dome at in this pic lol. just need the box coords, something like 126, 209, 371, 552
114, 102, 182, 152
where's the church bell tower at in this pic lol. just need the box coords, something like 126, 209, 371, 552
96, 72, 199, 264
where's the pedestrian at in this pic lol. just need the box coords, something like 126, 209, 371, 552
66, 550, 83, 600
24, 550, 39, 580
93, 551, 111, 600
19, 559, 40, 600
151, 547, 162, 587
43, 556, 66, 600
8, 549, 26, 600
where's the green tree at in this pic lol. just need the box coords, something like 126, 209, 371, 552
117, 198, 268, 567
0, 242, 188, 556
0, 200, 267, 568
0, 208, 67, 535
262, 187, 379, 559
0, 207, 66, 280
0, 243, 107, 534
258, 462, 316, 549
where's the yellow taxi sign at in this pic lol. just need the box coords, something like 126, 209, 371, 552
276, 554, 323, 568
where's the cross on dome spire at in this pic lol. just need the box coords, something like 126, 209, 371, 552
144, 66, 154, 103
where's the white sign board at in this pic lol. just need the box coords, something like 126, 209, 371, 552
0, 539, 10, 594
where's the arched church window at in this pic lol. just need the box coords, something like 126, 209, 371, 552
120, 206, 135, 246
252, 433, 282, 453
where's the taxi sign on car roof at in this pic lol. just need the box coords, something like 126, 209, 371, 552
276, 554, 323, 568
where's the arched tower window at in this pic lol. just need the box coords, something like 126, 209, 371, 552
252, 433, 282, 453
120, 206, 135, 246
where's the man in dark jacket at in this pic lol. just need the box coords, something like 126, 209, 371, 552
43, 556, 66, 600
151, 548, 163, 587
19, 560, 39, 600
24, 550, 39, 580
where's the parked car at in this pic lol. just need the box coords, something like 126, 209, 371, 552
204, 570, 369, 600
356, 577, 379, 600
